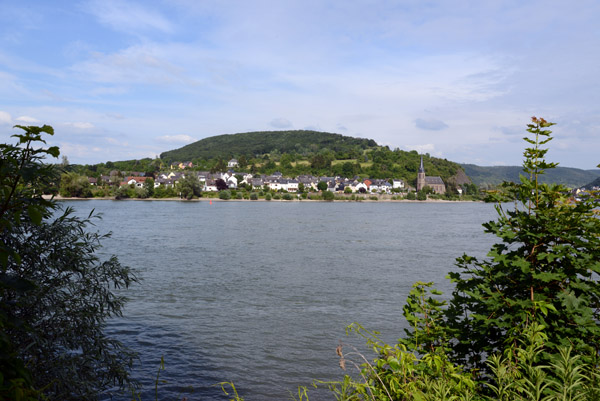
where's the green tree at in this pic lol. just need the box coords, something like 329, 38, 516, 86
322, 190, 335, 201
177, 174, 202, 200
0, 125, 59, 400
1, 125, 136, 400
211, 158, 226, 173
238, 155, 247, 169
311, 154, 332, 171
446, 117, 600, 372
143, 177, 155, 198
60, 172, 92, 197
325, 118, 600, 400
317, 181, 328, 192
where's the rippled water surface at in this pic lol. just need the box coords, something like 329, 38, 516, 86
64, 200, 498, 400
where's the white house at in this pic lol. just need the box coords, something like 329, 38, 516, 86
204, 179, 218, 192
355, 182, 368, 193
392, 179, 405, 189
284, 179, 299, 192
227, 175, 238, 189
227, 159, 239, 168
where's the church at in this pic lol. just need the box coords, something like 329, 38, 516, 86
416, 155, 446, 194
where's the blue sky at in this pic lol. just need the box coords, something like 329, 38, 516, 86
1, 0, 599, 168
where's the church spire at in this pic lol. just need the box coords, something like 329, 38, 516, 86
419, 155, 425, 173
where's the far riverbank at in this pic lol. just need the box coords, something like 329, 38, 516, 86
45, 194, 481, 203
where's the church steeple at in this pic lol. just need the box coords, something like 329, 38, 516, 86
417, 154, 426, 191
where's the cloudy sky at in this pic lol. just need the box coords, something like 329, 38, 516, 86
1, 0, 599, 168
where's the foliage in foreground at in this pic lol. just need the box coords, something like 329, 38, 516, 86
0, 125, 137, 400
305, 118, 600, 400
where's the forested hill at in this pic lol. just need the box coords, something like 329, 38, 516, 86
160, 130, 377, 162
462, 164, 600, 188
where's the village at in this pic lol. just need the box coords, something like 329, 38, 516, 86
85, 157, 465, 198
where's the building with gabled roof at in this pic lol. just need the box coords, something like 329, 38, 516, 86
416, 155, 446, 194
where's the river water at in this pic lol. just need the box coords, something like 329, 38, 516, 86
63, 200, 498, 400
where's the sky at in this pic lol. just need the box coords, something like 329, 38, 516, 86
0, 0, 599, 168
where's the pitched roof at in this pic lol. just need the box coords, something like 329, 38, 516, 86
425, 176, 444, 185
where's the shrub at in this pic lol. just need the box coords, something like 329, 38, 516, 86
322, 190, 335, 201
446, 117, 600, 371
265, 193, 272, 201
322, 118, 600, 400
282, 193, 293, 200
0, 126, 136, 400
219, 190, 231, 200
250, 192, 258, 200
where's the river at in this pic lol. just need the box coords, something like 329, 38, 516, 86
63, 200, 499, 400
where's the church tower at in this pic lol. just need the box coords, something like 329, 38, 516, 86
417, 155, 425, 191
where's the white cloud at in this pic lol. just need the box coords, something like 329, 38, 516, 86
415, 118, 449, 131
64, 122, 95, 130
15, 115, 40, 123
70, 43, 198, 86
0, 111, 12, 125
85, 0, 174, 34
59, 143, 94, 159
270, 118, 292, 129
408, 143, 437, 155
156, 134, 196, 144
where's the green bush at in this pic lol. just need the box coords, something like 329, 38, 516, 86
322, 190, 335, 201
0, 126, 136, 400
250, 192, 258, 200
219, 190, 231, 200
282, 193, 293, 200
446, 117, 600, 371
265, 193, 272, 201
318, 118, 600, 401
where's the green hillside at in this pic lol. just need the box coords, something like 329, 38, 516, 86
158, 130, 468, 185
160, 130, 377, 162
583, 176, 600, 189
462, 164, 600, 188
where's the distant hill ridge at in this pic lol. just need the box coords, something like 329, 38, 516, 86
160, 130, 377, 162
462, 164, 600, 188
